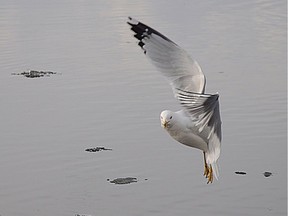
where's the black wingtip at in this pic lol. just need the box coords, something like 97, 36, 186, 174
127, 17, 132, 26
127, 16, 177, 53
127, 16, 138, 27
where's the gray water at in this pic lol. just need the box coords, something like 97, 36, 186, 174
0, 1, 286, 215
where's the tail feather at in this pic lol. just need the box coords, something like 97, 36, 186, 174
211, 162, 219, 180
205, 134, 221, 180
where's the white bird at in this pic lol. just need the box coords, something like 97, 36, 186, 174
127, 17, 222, 184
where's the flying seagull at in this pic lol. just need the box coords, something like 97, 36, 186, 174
127, 17, 222, 184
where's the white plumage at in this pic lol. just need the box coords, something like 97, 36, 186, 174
127, 17, 222, 183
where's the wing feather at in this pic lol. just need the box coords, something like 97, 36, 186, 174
176, 88, 222, 169
127, 17, 206, 94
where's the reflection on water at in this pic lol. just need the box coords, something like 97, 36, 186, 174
0, 0, 286, 216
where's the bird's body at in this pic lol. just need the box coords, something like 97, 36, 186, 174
127, 17, 222, 183
161, 110, 209, 152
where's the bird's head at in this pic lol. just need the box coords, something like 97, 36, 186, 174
160, 110, 175, 129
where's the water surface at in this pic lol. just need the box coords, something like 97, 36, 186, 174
0, 1, 286, 215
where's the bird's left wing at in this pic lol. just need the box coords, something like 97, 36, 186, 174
127, 17, 206, 94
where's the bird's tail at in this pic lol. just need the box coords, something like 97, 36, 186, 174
206, 143, 221, 180
205, 132, 221, 180
211, 161, 219, 180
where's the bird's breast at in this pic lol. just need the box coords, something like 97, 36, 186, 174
166, 128, 208, 152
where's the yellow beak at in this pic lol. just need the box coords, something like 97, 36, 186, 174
163, 120, 168, 128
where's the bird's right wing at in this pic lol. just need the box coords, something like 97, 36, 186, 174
175, 88, 222, 172
127, 17, 206, 94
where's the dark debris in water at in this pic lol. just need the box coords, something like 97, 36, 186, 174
235, 171, 247, 175
235, 171, 273, 178
108, 177, 138, 185
12, 70, 57, 78
75, 214, 92, 216
85, 147, 112, 152
263, 171, 272, 177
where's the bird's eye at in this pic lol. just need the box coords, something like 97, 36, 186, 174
170, 116, 172, 119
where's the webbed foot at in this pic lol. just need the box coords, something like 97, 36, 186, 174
206, 165, 213, 184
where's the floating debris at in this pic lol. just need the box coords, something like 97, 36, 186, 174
12, 70, 57, 78
85, 147, 112, 152
109, 177, 138, 185
263, 172, 272, 177
235, 171, 247, 175
75, 214, 92, 216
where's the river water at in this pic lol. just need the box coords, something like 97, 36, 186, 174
0, 1, 286, 215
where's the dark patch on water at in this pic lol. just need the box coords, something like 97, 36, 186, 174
235, 171, 273, 178
235, 171, 247, 175
12, 70, 57, 78
263, 171, 272, 177
108, 177, 138, 185
75, 214, 92, 216
85, 147, 112, 152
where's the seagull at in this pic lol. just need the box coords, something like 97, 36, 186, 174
127, 17, 222, 184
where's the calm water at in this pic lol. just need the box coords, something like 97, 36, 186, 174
0, 1, 286, 215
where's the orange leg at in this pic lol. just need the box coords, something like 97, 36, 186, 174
203, 152, 209, 178
207, 165, 213, 184
203, 152, 213, 184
